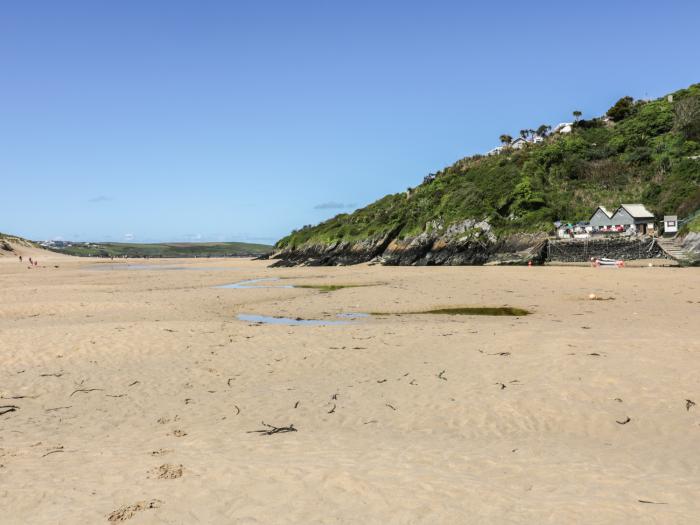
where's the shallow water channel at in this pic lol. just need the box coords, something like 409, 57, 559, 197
236, 313, 369, 326
216, 278, 293, 289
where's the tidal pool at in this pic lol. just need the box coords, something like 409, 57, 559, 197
217, 278, 294, 289
237, 312, 369, 326
373, 306, 532, 316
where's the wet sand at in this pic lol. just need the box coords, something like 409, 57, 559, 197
1, 255, 699, 524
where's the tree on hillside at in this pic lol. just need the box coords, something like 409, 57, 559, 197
573, 110, 582, 122
519, 129, 529, 140
536, 124, 551, 137
499, 134, 513, 146
606, 96, 635, 122
673, 95, 700, 141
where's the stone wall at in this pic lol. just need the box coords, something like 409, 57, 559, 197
546, 236, 665, 262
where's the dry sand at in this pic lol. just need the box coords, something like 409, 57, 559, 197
1, 252, 699, 524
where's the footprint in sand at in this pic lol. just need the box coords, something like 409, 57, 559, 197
107, 499, 162, 522
169, 429, 187, 437
149, 448, 172, 456
149, 463, 183, 479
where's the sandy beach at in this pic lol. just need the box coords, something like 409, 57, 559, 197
1, 253, 699, 524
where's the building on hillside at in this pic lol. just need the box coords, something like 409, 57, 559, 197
510, 138, 528, 150
553, 122, 573, 134
589, 206, 614, 228
487, 145, 504, 156
663, 215, 678, 234
611, 204, 656, 234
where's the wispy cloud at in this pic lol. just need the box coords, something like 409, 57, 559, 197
182, 233, 204, 241
313, 201, 356, 210
88, 195, 113, 203
123, 233, 134, 241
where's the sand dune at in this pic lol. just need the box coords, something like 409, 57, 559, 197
1, 258, 699, 523
0, 236, 67, 265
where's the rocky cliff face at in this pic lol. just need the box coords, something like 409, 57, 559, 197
680, 232, 700, 265
270, 220, 548, 267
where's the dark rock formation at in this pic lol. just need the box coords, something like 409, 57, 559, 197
271, 220, 548, 267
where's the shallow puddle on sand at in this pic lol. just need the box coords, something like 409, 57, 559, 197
237, 313, 369, 326
373, 307, 531, 316
217, 278, 294, 289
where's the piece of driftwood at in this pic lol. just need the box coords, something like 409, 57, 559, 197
0, 405, 19, 416
247, 422, 297, 436
437, 370, 447, 381
42, 449, 64, 458
686, 399, 695, 411
69, 388, 104, 397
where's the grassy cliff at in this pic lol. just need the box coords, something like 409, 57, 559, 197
277, 84, 700, 249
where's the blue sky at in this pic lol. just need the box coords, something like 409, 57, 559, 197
2, 1, 699, 244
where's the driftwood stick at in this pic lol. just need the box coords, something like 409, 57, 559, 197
69, 388, 104, 397
0, 405, 19, 416
247, 422, 297, 436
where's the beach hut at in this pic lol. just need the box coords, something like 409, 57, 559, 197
663, 215, 678, 235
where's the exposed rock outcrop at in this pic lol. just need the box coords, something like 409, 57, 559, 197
679, 232, 700, 265
271, 220, 548, 267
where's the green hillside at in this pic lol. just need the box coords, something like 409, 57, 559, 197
46, 241, 272, 258
278, 83, 700, 249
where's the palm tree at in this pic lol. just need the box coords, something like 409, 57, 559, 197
499, 134, 513, 146
536, 124, 551, 137
573, 110, 582, 122
519, 129, 529, 140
